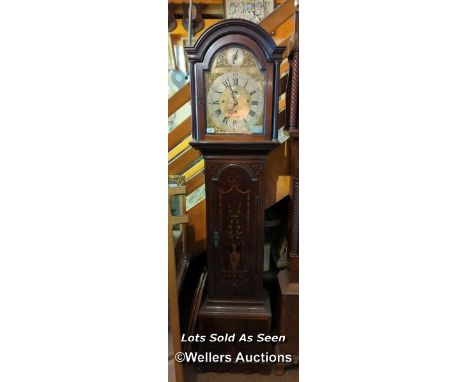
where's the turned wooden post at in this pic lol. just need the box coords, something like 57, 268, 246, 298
286, 7, 299, 283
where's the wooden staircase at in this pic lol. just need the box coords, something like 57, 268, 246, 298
168, 0, 296, 257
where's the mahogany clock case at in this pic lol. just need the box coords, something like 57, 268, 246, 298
184, 19, 286, 373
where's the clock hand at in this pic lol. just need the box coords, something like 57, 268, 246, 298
228, 83, 238, 106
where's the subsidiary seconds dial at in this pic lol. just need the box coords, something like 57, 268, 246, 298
206, 72, 264, 134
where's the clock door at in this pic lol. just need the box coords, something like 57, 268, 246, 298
206, 161, 262, 301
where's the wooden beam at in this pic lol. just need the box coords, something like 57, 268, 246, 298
169, 215, 190, 225
186, 170, 205, 195
272, 16, 294, 45
170, 1, 293, 42
168, 146, 201, 175
183, 158, 205, 180
259, 0, 295, 34
168, 116, 191, 151
169, 136, 192, 162
169, 0, 289, 18
168, 84, 191, 117
168, 185, 187, 196
170, 19, 219, 38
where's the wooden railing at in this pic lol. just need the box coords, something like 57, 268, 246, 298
168, 0, 296, 257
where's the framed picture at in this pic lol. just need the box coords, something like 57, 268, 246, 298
224, 0, 276, 24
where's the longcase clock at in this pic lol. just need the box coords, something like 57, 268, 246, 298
186, 19, 284, 373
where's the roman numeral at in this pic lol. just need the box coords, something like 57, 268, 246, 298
250, 90, 256, 96
214, 109, 221, 117
244, 81, 248, 88
233, 76, 239, 86
222, 79, 231, 88
248, 110, 256, 118
233, 120, 237, 128
211, 100, 219, 105
251, 100, 258, 105
223, 116, 229, 124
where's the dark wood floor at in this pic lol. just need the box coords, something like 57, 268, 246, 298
198, 366, 299, 382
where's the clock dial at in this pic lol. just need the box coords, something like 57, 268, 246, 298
205, 46, 265, 135
226, 47, 244, 66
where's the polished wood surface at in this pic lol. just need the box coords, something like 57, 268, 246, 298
197, 293, 273, 373
205, 157, 268, 302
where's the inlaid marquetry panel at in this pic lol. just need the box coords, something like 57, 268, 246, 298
205, 160, 265, 300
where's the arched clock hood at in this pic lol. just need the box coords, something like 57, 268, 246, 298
186, 19, 285, 144
185, 18, 285, 64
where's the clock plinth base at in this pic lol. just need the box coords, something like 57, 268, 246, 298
196, 292, 273, 374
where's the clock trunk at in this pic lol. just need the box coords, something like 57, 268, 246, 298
196, 154, 273, 374
205, 157, 266, 302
